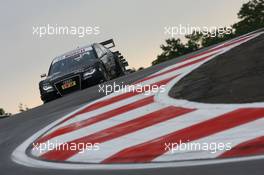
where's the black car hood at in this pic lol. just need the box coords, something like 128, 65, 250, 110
42, 59, 100, 84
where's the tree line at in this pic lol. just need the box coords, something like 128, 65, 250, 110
152, 0, 264, 65
0, 103, 30, 117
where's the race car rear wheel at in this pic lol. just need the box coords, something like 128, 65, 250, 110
115, 56, 126, 76
99, 64, 111, 82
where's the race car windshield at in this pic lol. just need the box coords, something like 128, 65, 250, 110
49, 51, 96, 75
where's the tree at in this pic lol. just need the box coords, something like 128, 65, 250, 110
233, 0, 264, 35
18, 103, 30, 113
152, 38, 190, 65
185, 32, 203, 51
137, 67, 145, 71
201, 27, 235, 47
0, 108, 5, 115
0, 108, 11, 117
152, 0, 263, 65
152, 33, 204, 65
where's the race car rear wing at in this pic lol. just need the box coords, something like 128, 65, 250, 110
100, 39, 115, 49
100, 39, 128, 67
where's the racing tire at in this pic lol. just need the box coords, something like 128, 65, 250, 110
99, 64, 111, 82
114, 56, 126, 77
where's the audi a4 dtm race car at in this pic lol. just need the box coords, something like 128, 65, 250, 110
39, 39, 128, 103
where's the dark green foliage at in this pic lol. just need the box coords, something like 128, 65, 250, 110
233, 0, 264, 35
0, 108, 5, 115
152, 0, 264, 65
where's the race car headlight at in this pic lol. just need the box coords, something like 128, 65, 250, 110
42, 84, 54, 91
83, 68, 96, 77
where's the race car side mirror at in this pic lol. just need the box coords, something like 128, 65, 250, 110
40, 73, 47, 78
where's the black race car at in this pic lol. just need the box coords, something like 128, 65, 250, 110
39, 39, 128, 103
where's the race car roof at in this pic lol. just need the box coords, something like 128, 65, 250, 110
52, 44, 94, 64
51, 39, 115, 64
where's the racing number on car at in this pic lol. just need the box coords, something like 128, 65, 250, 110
62, 80, 76, 90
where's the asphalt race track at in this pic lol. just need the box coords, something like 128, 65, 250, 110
1, 29, 264, 175
170, 33, 264, 103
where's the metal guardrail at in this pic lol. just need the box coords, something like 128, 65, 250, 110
0, 115, 9, 119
